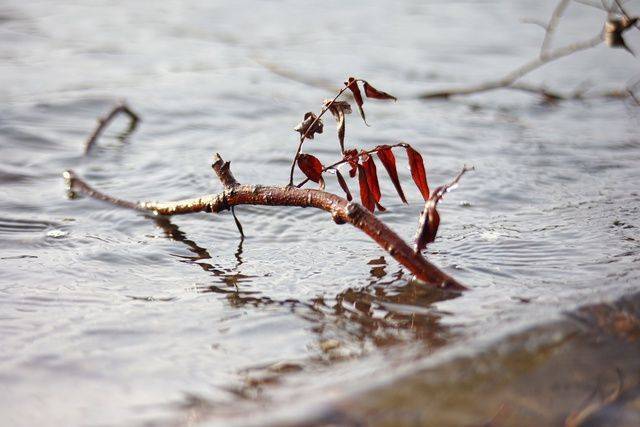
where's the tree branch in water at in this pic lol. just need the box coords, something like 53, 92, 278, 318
64, 155, 467, 291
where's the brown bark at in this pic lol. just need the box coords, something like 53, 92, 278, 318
63, 154, 466, 291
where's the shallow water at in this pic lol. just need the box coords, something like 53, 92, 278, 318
1, 1, 639, 426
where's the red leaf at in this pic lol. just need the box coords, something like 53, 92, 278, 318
376, 146, 407, 204
335, 169, 352, 201
413, 166, 473, 252
406, 146, 430, 200
357, 164, 375, 212
414, 199, 440, 252
363, 81, 397, 101
297, 153, 325, 188
361, 153, 381, 201
362, 152, 385, 212
344, 77, 368, 125
343, 149, 359, 178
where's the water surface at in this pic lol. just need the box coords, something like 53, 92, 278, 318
1, 1, 639, 425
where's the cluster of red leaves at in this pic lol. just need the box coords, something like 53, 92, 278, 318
296, 144, 430, 213
294, 76, 469, 250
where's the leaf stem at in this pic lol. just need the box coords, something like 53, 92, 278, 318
288, 85, 352, 186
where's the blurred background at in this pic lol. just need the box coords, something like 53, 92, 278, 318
1, 1, 639, 426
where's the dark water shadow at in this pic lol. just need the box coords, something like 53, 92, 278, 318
147, 215, 462, 412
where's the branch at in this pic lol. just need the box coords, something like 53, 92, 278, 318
252, 56, 338, 93
63, 156, 467, 291
84, 102, 140, 155
541, 0, 571, 55
420, 32, 604, 99
212, 153, 240, 189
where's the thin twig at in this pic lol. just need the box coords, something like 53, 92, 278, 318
84, 102, 139, 155
230, 207, 244, 238
614, 0, 640, 29
420, 31, 605, 99
521, 18, 550, 30
573, 0, 610, 11
63, 155, 467, 291
542, 0, 571, 55
288, 85, 352, 186
252, 56, 338, 93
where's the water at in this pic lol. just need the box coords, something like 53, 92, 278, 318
1, 1, 639, 425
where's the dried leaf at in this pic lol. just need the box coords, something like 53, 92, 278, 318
376, 146, 407, 204
325, 100, 352, 117
363, 81, 397, 101
335, 169, 352, 201
344, 77, 368, 125
605, 19, 635, 55
294, 112, 324, 139
357, 164, 375, 212
406, 146, 430, 200
297, 153, 325, 189
325, 100, 352, 153
344, 149, 359, 178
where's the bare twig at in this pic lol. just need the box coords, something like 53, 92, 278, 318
613, 0, 640, 29
252, 56, 338, 93
521, 18, 550, 30
542, 0, 571, 55
420, 32, 605, 99
64, 158, 466, 291
230, 207, 244, 238
84, 102, 139, 155
573, 0, 610, 11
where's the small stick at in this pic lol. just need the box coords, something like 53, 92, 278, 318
84, 102, 139, 155
230, 207, 244, 238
